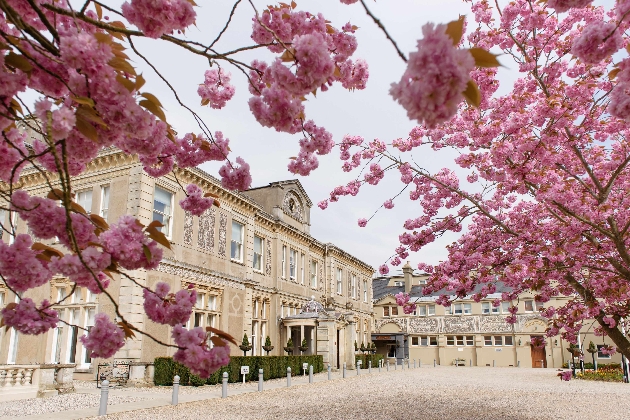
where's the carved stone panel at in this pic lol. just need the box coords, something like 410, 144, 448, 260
443, 316, 477, 334
408, 318, 439, 334
218, 212, 227, 257
183, 211, 193, 246
265, 239, 272, 276
374, 318, 406, 333
478, 315, 513, 333
282, 191, 303, 222
197, 208, 215, 251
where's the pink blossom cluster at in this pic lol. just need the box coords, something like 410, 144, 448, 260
122, 0, 196, 38
390, 22, 475, 128
49, 248, 112, 294
197, 69, 236, 109
0, 234, 52, 292
1, 299, 58, 335
248, 5, 368, 170
80, 313, 126, 359
383, 199, 395, 209
143, 282, 196, 326
546, 0, 593, 13
99, 215, 163, 270
599, 345, 616, 356
172, 325, 231, 378
218, 157, 252, 191
179, 184, 215, 217
357, 218, 368, 227
394, 292, 417, 314
0, 128, 27, 183
559, 371, 572, 381
571, 22, 623, 64
378, 264, 389, 275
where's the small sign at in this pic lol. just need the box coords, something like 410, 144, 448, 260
241, 366, 250, 375
457, 348, 464, 352
495, 348, 502, 352
302, 363, 308, 370
357, 360, 362, 365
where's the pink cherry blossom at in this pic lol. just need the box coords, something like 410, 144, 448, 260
383, 199, 395, 209
143, 282, 196, 326
546, 0, 593, 13
219, 157, 252, 191
99, 215, 163, 270
122, 0, 196, 38
1, 299, 58, 335
390, 22, 475, 128
0, 234, 52, 292
378, 264, 389, 275
571, 22, 623, 64
179, 184, 215, 217
80, 313, 126, 359
357, 218, 368, 227
171, 325, 231, 378
197, 69, 235, 109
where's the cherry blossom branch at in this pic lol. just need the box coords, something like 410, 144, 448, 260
358, 0, 407, 63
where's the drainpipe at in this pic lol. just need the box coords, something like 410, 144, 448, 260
324, 244, 329, 300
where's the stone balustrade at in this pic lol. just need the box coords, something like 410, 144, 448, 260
0, 364, 76, 402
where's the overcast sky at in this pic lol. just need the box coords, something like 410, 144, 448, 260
83, 0, 610, 272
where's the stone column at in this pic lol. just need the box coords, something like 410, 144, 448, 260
300, 325, 305, 352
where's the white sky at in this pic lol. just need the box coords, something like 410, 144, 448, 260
63, 0, 613, 271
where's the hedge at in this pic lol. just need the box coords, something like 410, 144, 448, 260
154, 355, 324, 386
355, 354, 384, 368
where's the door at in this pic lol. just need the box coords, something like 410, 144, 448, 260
530, 345, 547, 368
336, 329, 340, 369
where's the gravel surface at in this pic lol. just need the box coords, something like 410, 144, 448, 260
94, 367, 630, 420
0, 394, 147, 418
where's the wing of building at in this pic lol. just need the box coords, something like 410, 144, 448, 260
371, 262, 622, 368
0, 146, 374, 378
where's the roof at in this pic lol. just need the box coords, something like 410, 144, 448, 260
371, 277, 513, 303
245, 179, 313, 207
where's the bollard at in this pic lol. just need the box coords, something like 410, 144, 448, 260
222, 372, 228, 398
402, 359, 405, 370
419, 359, 421, 368
171, 375, 180, 405
395, 360, 397, 370
309, 365, 313, 383
343, 362, 347, 378
408, 359, 410, 369
328, 364, 332, 380
98, 380, 109, 416
434, 359, 436, 367
369, 360, 372, 373
357, 362, 360, 375
387, 360, 390, 371
413, 359, 416, 369
493, 360, 495, 367
287, 367, 291, 387
517, 360, 520, 368
470, 359, 472, 367
379, 360, 381, 373
258, 369, 263, 392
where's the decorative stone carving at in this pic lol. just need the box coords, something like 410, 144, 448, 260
197, 208, 215, 251
282, 191, 303, 222
374, 318, 406, 333
408, 317, 439, 334
218, 212, 227, 257
478, 315, 513, 333
265, 239, 272, 276
156, 260, 245, 291
183, 211, 193, 246
443, 316, 477, 333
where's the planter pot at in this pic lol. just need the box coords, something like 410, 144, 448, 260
283, 347, 293, 355
262, 345, 274, 355
239, 345, 252, 356
298, 346, 309, 353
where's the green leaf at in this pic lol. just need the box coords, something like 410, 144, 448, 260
142, 244, 152, 262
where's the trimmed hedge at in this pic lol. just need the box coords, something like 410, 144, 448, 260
355, 354, 384, 368
154, 355, 324, 386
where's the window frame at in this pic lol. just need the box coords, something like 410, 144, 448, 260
524, 300, 534, 312
230, 220, 244, 262
253, 235, 264, 272
100, 185, 110, 220
282, 245, 287, 278
363, 280, 368, 302
77, 189, 93, 214
336, 267, 343, 294
289, 249, 297, 279
153, 187, 174, 239
597, 344, 612, 359
310, 260, 318, 289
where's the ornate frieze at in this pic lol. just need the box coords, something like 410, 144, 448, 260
157, 260, 245, 291
443, 316, 477, 333
197, 208, 215, 251
218, 212, 227, 257
282, 191, 303, 222
374, 318, 406, 333
183, 211, 193, 246
479, 315, 514, 333
408, 317, 439, 334
265, 239, 272, 276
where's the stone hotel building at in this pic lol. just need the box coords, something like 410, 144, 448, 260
0, 146, 373, 376
372, 262, 624, 368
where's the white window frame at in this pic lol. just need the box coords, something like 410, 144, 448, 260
300, 253, 305, 284
282, 245, 287, 278
153, 187, 173, 239
524, 300, 534, 312
310, 260, 318, 289
100, 185, 110, 220
351, 274, 357, 299
289, 249, 296, 279
77, 189, 93, 214
253, 235, 263, 272
363, 280, 368, 302
336, 268, 343, 294
230, 221, 244, 262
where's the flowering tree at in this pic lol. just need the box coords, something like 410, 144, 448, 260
0, 0, 371, 377
323, 0, 630, 360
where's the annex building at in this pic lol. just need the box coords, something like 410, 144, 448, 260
0, 146, 373, 376
372, 263, 624, 368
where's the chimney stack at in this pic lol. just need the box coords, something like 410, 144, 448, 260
402, 261, 413, 294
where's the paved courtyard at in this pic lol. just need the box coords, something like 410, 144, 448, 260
4, 366, 630, 419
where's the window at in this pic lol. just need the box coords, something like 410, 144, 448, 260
447, 336, 454, 346
453, 303, 472, 315
428, 305, 435, 315
535, 301, 544, 311
418, 305, 426, 316
336, 268, 342, 294
83, 308, 96, 364
501, 301, 510, 313
429, 336, 438, 346
252, 321, 258, 356
253, 236, 263, 271
504, 336, 513, 346
153, 187, 173, 237
289, 249, 297, 279
230, 221, 244, 262
391, 306, 398, 316
383, 306, 390, 317
387, 345, 396, 358
77, 190, 92, 214
300, 253, 305, 284
448, 335, 474, 346
494, 336, 503, 346
482, 302, 491, 314
100, 185, 110, 220
445, 305, 452, 315
56, 287, 67, 302
524, 300, 534, 312
282, 246, 287, 278
310, 260, 318, 288
196, 294, 204, 310
411, 336, 419, 346
363, 280, 368, 302
597, 344, 611, 359
351, 274, 356, 299
394, 281, 404, 287
207, 295, 216, 311
484, 336, 493, 346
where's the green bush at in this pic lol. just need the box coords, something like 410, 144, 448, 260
355, 354, 384, 367
154, 355, 325, 386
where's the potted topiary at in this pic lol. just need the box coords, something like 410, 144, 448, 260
360, 342, 366, 353
262, 336, 274, 355
587, 341, 597, 370
239, 333, 252, 356
299, 337, 309, 353
284, 338, 293, 355
370, 342, 377, 354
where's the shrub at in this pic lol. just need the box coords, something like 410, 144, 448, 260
355, 354, 384, 367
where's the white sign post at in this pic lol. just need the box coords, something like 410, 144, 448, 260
302, 363, 308, 376
241, 366, 249, 384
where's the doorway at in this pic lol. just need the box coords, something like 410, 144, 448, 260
530, 343, 547, 368
336, 329, 340, 369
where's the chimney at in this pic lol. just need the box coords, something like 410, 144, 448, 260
402, 261, 413, 294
